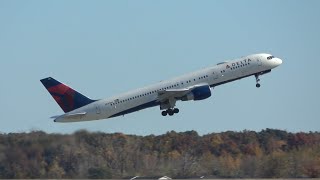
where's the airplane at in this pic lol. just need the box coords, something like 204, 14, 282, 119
40, 53, 282, 123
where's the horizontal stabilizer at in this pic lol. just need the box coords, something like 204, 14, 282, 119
64, 112, 87, 119
51, 112, 87, 122
50, 115, 61, 119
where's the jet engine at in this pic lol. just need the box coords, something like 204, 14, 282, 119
181, 85, 211, 101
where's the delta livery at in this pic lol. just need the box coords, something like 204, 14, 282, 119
41, 53, 282, 123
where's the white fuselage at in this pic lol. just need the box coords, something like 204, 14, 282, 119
54, 53, 282, 122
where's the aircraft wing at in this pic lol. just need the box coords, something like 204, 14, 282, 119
157, 88, 189, 102
157, 83, 210, 102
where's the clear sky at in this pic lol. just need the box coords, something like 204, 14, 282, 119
0, 0, 319, 135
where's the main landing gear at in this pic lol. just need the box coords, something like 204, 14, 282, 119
255, 74, 261, 88
162, 108, 179, 116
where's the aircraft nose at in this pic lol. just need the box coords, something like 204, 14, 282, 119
276, 58, 283, 66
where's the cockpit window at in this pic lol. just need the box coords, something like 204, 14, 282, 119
267, 55, 275, 60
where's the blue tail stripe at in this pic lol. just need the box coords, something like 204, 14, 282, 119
40, 77, 61, 89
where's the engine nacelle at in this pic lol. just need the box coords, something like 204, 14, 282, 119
181, 85, 211, 101
181, 93, 195, 101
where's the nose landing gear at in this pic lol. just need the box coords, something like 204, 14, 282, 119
255, 74, 261, 88
161, 108, 179, 116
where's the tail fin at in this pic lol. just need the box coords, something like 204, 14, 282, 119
40, 77, 96, 113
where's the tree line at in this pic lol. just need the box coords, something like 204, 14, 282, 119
0, 128, 319, 178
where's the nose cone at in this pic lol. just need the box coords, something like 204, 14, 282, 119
272, 58, 282, 68
276, 58, 283, 66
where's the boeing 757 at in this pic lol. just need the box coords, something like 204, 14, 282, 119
40, 53, 282, 123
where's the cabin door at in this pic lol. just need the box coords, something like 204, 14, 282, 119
257, 59, 262, 66
95, 105, 101, 114
212, 71, 219, 80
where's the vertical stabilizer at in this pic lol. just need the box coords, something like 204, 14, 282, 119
40, 77, 95, 113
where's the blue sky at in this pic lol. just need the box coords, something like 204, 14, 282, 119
0, 0, 319, 135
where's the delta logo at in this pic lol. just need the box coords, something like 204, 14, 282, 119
232, 59, 252, 67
